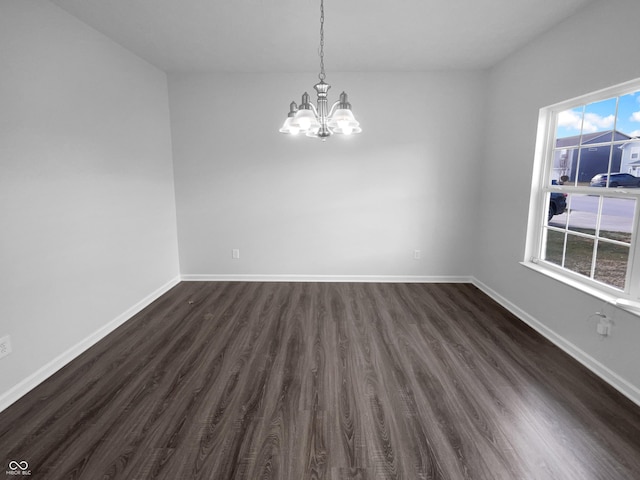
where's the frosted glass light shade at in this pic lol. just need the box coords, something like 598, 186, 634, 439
291, 109, 320, 132
279, 117, 300, 135
328, 108, 361, 135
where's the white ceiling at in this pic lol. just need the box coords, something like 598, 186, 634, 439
49, 0, 595, 73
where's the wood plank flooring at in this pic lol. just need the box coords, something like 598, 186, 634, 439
1, 282, 640, 479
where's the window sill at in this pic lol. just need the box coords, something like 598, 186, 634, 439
520, 260, 640, 317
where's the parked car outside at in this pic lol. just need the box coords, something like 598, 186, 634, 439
549, 191, 567, 221
590, 173, 640, 187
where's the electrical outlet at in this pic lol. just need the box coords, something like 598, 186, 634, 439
596, 315, 612, 336
597, 322, 610, 336
0, 335, 12, 359
414, 249, 421, 259
232, 249, 240, 259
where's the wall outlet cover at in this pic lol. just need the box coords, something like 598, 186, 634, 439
0, 335, 12, 359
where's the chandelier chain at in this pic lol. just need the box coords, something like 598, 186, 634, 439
318, 0, 325, 81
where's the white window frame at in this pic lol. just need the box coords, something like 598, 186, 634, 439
523, 78, 640, 315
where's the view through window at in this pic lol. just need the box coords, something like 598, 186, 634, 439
530, 80, 640, 299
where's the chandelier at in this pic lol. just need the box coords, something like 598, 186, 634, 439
279, 0, 361, 140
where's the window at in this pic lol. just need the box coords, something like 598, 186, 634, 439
525, 79, 640, 308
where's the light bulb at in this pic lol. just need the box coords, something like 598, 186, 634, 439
297, 117, 311, 130
327, 108, 360, 135
292, 109, 319, 133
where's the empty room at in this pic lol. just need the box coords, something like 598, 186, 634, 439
2, 0, 640, 478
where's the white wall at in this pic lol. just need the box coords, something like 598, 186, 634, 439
169, 71, 487, 279
0, 1, 180, 399
476, 0, 640, 400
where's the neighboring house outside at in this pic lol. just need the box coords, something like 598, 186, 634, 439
619, 140, 640, 176
552, 130, 632, 183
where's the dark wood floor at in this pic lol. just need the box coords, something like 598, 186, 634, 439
1, 282, 640, 479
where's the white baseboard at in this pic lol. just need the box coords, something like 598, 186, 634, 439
0, 275, 181, 413
181, 274, 474, 283
472, 278, 640, 408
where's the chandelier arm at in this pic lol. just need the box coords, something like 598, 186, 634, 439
308, 103, 319, 117
328, 101, 341, 118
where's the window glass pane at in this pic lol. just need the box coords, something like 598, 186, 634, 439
600, 196, 635, 242
566, 194, 598, 234
615, 91, 640, 138
594, 241, 629, 290
547, 191, 568, 226
564, 234, 594, 278
556, 107, 583, 147
543, 228, 565, 267
550, 147, 578, 185
584, 145, 615, 187
581, 97, 616, 144
619, 139, 640, 177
